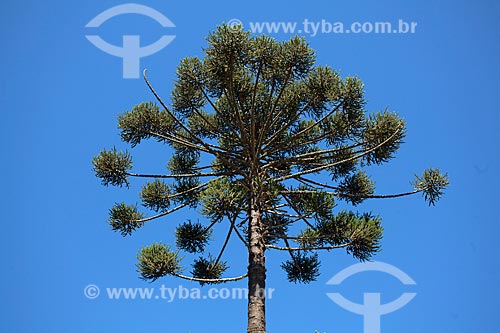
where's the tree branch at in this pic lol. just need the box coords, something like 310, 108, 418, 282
266, 243, 351, 251
213, 216, 236, 267
276, 225, 303, 275
261, 100, 340, 156
262, 141, 363, 172
143, 69, 228, 156
148, 130, 211, 153
258, 66, 294, 149
259, 100, 311, 155
173, 272, 248, 283
275, 123, 404, 182
250, 61, 262, 162
281, 189, 421, 199
167, 177, 223, 200
263, 209, 313, 220
199, 87, 243, 144
126, 171, 224, 179
264, 128, 336, 158
288, 102, 342, 142
133, 201, 193, 223
281, 193, 317, 231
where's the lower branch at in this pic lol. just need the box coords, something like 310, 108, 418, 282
173, 272, 248, 283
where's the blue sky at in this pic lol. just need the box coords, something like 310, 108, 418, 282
1, 0, 499, 332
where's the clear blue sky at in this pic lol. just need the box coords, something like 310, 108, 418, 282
1, 0, 499, 332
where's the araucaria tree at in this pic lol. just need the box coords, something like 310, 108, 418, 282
93, 24, 448, 333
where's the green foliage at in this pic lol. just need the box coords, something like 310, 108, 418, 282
167, 147, 201, 207
362, 110, 405, 165
191, 255, 228, 285
344, 212, 383, 261
140, 179, 171, 212
413, 168, 450, 206
168, 148, 200, 174
261, 214, 289, 245
204, 25, 252, 97
108, 202, 145, 236
336, 170, 375, 205
171, 57, 206, 119
172, 177, 201, 207
175, 221, 212, 253
305, 66, 342, 117
286, 189, 336, 222
318, 210, 383, 261
326, 147, 358, 180
293, 210, 382, 263
281, 252, 320, 283
92, 147, 132, 187
341, 76, 366, 127
296, 228, 322, 248
136, 243, 182, 281
118, 102, 175, 147
187, 110, 218, 139
200, 177, 245, 222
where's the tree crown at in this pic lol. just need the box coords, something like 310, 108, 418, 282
93, 24, 449, 284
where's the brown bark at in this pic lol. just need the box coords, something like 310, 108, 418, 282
247, 194, 266, 333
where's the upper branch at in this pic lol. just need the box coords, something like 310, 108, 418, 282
274, 122, 404, 182
133, 201, 193, 223
143, 69, 229, 157
126, 171, 224, 179
266, 243, 352, 251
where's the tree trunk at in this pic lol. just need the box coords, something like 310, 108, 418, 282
247, 194, 266, 333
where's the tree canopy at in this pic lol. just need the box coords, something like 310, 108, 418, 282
92, 24, 449, 333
